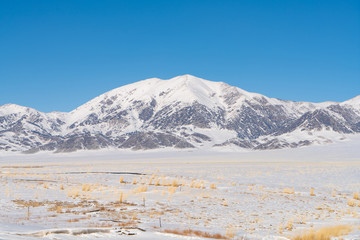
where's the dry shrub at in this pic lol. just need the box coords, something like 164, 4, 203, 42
225, 225, 236, 238
168, 186, 176, 195
66, 218, 80, 223
135, 185, 147, 193
82, 184, 91, 192
283, 187, 294, 194
171, 179, 178, 187
13, 200, 46, 208
279, 223, 283, 234
148, 174, 155, 185
132, 178, 137, 184
285, 219, 294, 231
348, 198, 355, 207
87, 222, 117, 228
353, 192, 359, 200
347, 198, 360, 207
292, 225, 353, 240
331, 189, 336, 197
310, 187, 315, 196
194, 180, 204, 189
161, 175, 166, 186
119, 192, 124, 203
56, 206, 63, 213
210, 183, 217, 189
119, 176, 124, 183
163, 229, 228, 239
117, 220, 138, 227
48, 204, 64, 213
67, 188, 80, 198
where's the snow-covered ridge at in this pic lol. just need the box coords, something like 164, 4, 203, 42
0, 74, 359, 153
68, 75, 334, 120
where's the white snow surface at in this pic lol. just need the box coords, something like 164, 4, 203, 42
0, 137, 360, 239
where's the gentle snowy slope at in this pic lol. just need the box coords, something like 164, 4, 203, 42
0, 140, 359, 239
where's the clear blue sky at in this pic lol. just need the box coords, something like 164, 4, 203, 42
1, 0, 359, 112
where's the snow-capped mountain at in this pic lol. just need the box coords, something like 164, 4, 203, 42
1, 75, 359, 153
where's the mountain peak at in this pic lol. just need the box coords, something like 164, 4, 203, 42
165, 74, 211, 85
175, 74, 196, 79
173, 74, 202, 81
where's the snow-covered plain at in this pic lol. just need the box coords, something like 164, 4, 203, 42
0, 137, 360, 239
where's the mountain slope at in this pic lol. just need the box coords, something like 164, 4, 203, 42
1, 75, 359, 153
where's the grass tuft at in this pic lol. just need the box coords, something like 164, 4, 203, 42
291, 225, 353, 240
163, 229, 228, 239
310, 187, 315, 196
353, 192, 359, 200
283, 187, 294, 194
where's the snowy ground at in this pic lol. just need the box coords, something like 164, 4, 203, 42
0, 136, 360, 239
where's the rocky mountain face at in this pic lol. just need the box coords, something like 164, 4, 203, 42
1, 75, 359, 153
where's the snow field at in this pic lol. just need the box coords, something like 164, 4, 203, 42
0, 150, 359, 239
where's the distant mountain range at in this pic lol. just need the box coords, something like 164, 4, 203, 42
1, 75, 359, 153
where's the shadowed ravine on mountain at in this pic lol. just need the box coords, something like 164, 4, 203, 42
0, 75, 359, 153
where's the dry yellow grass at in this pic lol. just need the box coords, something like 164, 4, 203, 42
134, 185, 147, 193
168, 186, 176, 195
171, 179, 178, 187
55, 205, 63, 213
353, 192, 359, 200
119, 176, 124, 183
190, 180, 195, 188
119, 192, 124, 203
347, 198, 360, 207
279, 223, 283, 234
283, 187, 295, 194
148, 174, 155, 185
348, 198, 355, 207
292, 225, 353, 240
222, 199, 229, 207
160, 175, 165, 186
194, 180, 204, 189
81, 184, 91, 192
66, 218, 80, 223
225, 225, 236, 238
181, 180, 187, 187
310, 187, 315, 196
132, 178, 137, 184
331, 189, 336, 197
13, 200, 46, 208
163, 229, 228, 239
67, 188, 80, 198
285, 219, 294, 231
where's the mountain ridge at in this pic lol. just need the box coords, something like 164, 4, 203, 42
1, 75, 359, 153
